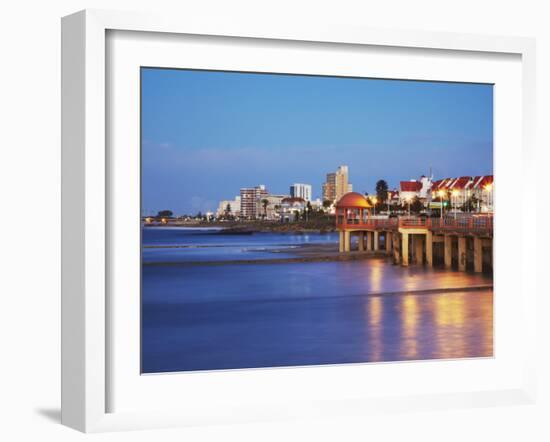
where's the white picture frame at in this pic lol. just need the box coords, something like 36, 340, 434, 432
61, 9, 537, 433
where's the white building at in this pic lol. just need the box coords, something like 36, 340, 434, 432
310, 198, 323, 210
399, 175, 433, 205
216, 196, 241, 218
399, 180, 422, 204
290, 183, 312, 201
263, 194, 289, 220
279, 197, 306, 222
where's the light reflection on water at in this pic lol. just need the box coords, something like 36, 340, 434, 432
141, 230, 493, 373
367, 296, 383, 361
142, 264, 493, 373
401, 295, 420, 359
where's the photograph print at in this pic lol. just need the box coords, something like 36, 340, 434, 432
141, 68, 494, 374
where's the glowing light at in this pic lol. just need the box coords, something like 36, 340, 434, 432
428, 291, 493, 359
369, 263, 383, 293
369, 296, 383, 327
401, 295, 420, 358
367, 296, 384, 361
434, 295, 466, 327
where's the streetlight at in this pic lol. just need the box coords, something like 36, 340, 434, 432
451, 189, 460, 219
372, 197, 378, 216
406, 196, 412, 216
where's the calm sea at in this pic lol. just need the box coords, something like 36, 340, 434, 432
141, 227, 493, 373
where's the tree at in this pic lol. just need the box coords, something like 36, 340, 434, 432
157, 210, 173, 218
305, 201, 313, 221
223, 203, 233, 220
460, 195, 480, 212
261, 198, 269, 218
273, 204, 281, 221
322, 199, 332, 210
196, 211, 202, 220
375, 179, 389, 207
410, 196, 424, 214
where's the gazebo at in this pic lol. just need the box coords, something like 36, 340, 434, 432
335, 192, 373, 252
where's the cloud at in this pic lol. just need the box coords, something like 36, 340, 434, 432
141, 139, 492, 214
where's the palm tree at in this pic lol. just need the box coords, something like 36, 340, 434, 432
261, 198, 269, 219
376, 179, 389, 211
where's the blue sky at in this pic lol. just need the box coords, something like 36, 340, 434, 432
141, 68, 493, 215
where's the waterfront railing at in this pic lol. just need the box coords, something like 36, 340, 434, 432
338, 214, 493, 235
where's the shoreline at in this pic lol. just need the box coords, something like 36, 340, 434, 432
143, 221, 338, 234
143, 241, 386, 266
142, 251, 386, 266
142, 238, 493, 305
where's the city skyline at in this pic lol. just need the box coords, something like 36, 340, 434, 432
141, 68, 493, 214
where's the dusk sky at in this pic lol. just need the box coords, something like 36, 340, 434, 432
141, 68, 493, 215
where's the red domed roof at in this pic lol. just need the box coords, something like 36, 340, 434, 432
336, 192, 372, 208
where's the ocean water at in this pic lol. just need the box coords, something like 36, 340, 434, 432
141, 227, 493, 373
142, 227, 338, 262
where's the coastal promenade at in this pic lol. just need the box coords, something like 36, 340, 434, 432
336, 193, 493, 273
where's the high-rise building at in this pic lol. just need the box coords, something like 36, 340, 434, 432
322, 165, 352, 203
240, 185, 268, 219
290, 183, 312, 201
322, 173, 336, 202
334, 165, 350, 201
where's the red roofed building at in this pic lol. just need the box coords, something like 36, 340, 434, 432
387, 190, 400, 207
400, 181, 422, 192
399, 176, 432, 206
472, 175, 494, 212
376, 174, 493, 214
431, 175, 493, 213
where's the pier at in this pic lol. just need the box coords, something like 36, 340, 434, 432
336, 192, 493, 273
